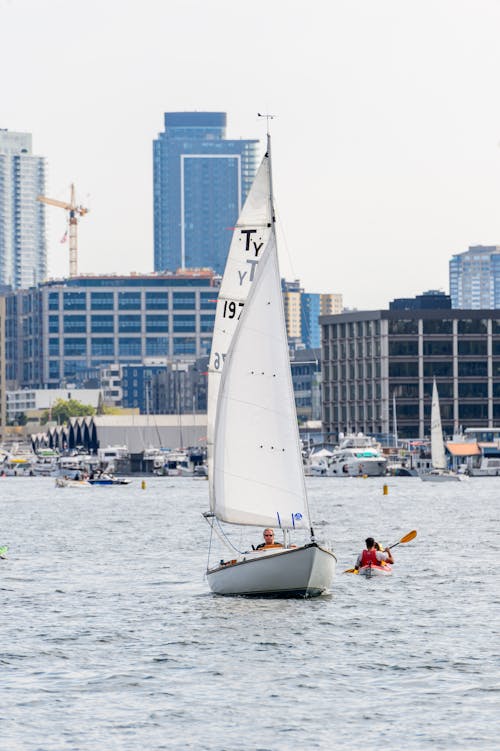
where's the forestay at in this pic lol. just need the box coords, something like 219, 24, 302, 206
212, 234, 310, 529
207, 155, 273, 508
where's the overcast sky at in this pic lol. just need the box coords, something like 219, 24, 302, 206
2, 0, 500, 309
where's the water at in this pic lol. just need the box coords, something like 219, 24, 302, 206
1, 476, 498, 750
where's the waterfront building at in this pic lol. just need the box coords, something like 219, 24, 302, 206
0, 130, 46, 289
3, 270, 218, 390
320, 293, 343, 316
5, 388, 101, 424
321, 301, 500, 440
449, 245, 500, 308
153, 112, 258, 274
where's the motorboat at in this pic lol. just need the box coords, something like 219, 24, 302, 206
324, 435, 387, 477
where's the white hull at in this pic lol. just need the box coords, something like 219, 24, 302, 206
207, 543, 336, 597
420, 471, 464, 482
326, 458, 387, 477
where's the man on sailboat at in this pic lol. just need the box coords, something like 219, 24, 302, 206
255, 529, 282, 550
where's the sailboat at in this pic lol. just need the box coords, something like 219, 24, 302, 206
204, 126, 336, 597
421, 379, 463, 482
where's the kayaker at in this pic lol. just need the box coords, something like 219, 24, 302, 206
355, 537, 394, 570
255, 528, 282, 550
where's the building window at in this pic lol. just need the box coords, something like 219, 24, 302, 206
119, 292, 142, 310
458, 340, 487, 356
173, 315, 196, 332
146, 292, 168, 310
145, 337, 169, 356
119, 315, 142, 333
91, 338, 115, 356
424, 361, 453, 377
64, 338, 87, 357
48, 315, 59, 333
458, 382, 488, 398
64, 315, 86, 333
423, 320, 453, 334
63, 292, 86, 310
200, 314, 215, 333
388, 320, 418, 335
91, 292, 114, 310
173, 337, 196, 355
457, 319, 487, 334
49, 338, 59, 356
145, 315, 168, 333
389, 341, 418, 357
389, 362, 419, 378
49, 360, 60, 379
200, 291, 217, 309
423, 340, 453, 356
173, 292, 196, 310
91, 315, 114, 333
119, 338, 141, 357
458, 361, 487, 377
48, 292, 59, 310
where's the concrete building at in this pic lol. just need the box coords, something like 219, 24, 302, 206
5, 388, 101, 423
153, 112, 258, 274
449, 245, 500, 308
321, 304, 500, 440
0, 130, 46, 289
4, 270, 218, 390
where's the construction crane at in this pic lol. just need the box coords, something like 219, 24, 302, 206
37, 184, 89, 277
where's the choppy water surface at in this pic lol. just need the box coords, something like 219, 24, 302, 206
0, 476, 498, 750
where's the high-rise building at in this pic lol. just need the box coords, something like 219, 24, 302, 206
449, 245, 500, 308
0, 130, 46, 289
153, 112, 258, 274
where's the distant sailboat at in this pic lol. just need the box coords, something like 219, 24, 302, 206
204, 127, 336, 597
421, 379, 463, 482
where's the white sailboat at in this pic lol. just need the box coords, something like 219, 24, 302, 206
204, 127, 336, 597
421, 379, 463, 482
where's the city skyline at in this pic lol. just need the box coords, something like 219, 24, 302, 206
3, 1, 500, 309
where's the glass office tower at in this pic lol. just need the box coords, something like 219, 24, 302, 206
0, 130, 46, 289
153, 112, 258, 274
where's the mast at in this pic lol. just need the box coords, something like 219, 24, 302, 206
258, 113, 314, 541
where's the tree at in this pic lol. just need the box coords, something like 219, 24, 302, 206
41, 399, 95, 425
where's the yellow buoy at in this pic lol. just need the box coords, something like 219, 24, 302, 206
383, 483, 388, 495
141, 480, 146, 490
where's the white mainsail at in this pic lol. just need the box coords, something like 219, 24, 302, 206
212, 232, 310, 529
207, 154, 273, 508
430, 379, 446, 471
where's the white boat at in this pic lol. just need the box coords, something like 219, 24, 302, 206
321, 434, 387, 477
421, 380, 464, 482
55, 477, 91, 488
204, 126, 336, 597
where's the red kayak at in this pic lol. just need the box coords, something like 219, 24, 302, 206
357, 563, 393, 577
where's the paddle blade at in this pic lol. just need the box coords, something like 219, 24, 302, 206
343, 568, 359, 574
400, 530, 417, 544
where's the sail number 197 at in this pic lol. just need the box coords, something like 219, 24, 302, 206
222, 300, 244, 319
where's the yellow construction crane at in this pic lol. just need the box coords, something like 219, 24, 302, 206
37, 184, 89, 277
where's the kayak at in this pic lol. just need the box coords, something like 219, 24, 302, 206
357, 563, 392, 577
